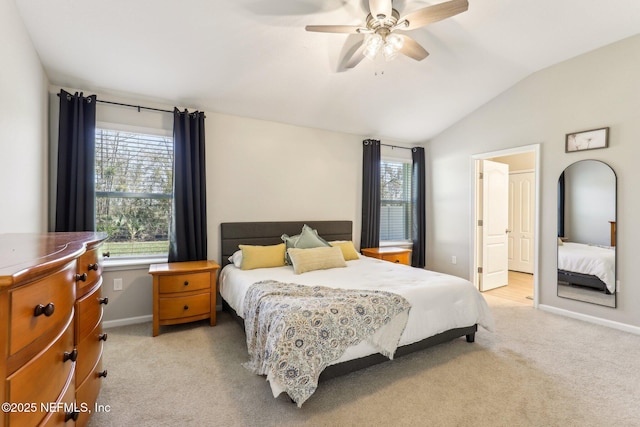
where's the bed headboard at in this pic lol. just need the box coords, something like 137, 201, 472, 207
220, 220, 353, 266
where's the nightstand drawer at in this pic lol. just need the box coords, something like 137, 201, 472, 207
159, 293, 210, 320
361, 247, 412, 266
158, 272, 210, 294
382, 252, 411, 265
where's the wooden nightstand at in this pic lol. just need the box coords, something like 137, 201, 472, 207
149, 260, 220, 337
361, 247, 412, 265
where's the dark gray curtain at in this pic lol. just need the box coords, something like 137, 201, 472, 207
360, 139, 380, 250
411, 147, 426, 268
558, 172, 565, 237
168, 109, 208, 262
55, 89, 97, 232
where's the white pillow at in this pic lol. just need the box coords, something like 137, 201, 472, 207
228, 250, 242, 267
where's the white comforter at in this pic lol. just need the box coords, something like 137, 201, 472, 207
220, 255, 494, 364
558, 242, 616, 293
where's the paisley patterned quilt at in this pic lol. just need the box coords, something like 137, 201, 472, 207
242, 280, 411, 407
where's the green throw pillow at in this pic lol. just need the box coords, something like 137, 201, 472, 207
281, 224, 330, 264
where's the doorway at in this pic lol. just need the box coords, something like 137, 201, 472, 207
471, 145, 540, 307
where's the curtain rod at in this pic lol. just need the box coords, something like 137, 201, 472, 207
96, 99, 205, 117
97, 99, 206, 117
381, 143, 413, 151
96, 99, 173, 114
56, 92, 205, 115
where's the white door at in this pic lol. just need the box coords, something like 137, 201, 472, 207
508, 172, 535, 273
480, 160, 509, 291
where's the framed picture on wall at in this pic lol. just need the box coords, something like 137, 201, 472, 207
565, 127, 609, 152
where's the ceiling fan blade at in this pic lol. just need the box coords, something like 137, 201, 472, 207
345, 41, 366, 69
305, 25, 364, 34
369, 0, 393, 19
400, 0, 468, 30
398, 35, 429, 61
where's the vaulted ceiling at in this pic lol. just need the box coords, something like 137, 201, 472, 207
15, 0, 640, 142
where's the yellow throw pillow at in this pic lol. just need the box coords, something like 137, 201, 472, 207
288, 246, 347, 274
329, 240, 360, 261
239, 243, 286, 270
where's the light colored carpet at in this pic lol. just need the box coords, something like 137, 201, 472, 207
88, 295, 640, 426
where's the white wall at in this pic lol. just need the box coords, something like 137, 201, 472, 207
0, 0, 49, 232
206, 112, 366, 263
428, 34, 640, 327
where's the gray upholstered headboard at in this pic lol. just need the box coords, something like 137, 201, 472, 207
220, 220, 353, 266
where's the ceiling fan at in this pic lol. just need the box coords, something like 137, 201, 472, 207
305, 0, 469, 67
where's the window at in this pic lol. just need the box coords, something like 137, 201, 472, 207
380, 160, 413, 241
95, 127, 173, 258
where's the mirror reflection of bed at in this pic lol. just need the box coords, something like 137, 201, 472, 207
557, 160, 616, 308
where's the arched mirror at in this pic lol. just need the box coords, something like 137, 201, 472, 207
557, 160, 616, 307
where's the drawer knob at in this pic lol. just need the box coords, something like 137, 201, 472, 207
34, 303, 55, 317
394, 260, 400, 263
184, 280, 189, 286
88, 263, 99, 271
98, 370, 108, 378
63, 349, 78, 363
184, 305, 189, 310
99, 297, 109, 305
64, 411, 80, 422
102, 251, 111, 258
75, 273, 87, 282
99, 333, 108, 342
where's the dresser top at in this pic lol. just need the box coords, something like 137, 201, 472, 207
0, 232, 107, 287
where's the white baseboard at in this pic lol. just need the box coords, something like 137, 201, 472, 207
103, 315, 152, 329
103, 308, 222, 329
538, 304, 640, 335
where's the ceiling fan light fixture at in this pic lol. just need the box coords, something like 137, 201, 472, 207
364, 33, 384, 59
382, 43, 399, 61
386, 33, 404, 50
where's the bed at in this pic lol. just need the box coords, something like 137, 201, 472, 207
219, 220, 494, 406
557, 241, 616, 294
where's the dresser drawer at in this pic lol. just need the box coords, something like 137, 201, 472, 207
159, 293, 210, 320
76, 248, 102, 294
76, 284, 104, 342
7, 318, 75, 427
40, 370, 76, 427
76, 355, 104, 427
158, 271, 210, 294
77, 321, 104, 385
9, 262, 76, 355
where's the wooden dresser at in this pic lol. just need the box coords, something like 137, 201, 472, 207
149, 260, 219, 337
361, 247, 412, 265
0, 232, 107, 427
